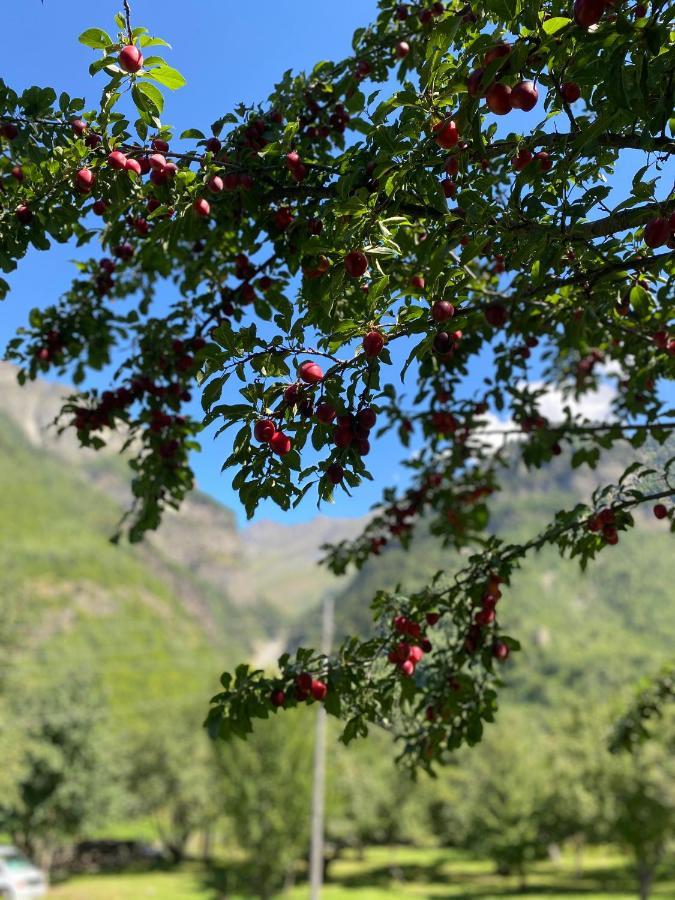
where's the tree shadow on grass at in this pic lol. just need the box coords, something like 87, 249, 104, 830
50, 858, 177, 886
52, 858, 250, 900
76, 854, 671, 900
199, 859, 267, 898
330, 858, 644, 898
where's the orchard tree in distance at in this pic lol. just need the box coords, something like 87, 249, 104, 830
1, 0, 674, 771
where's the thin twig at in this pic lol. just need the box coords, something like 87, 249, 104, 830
123, 0, 133, 44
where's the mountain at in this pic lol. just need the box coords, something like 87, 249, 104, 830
240, 515, 364, 613
0, 363, 362, 658
0, 408, 215, 739
1, 360, 672, 736
0, 363, 361, 668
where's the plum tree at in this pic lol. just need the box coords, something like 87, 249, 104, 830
1, 1, 674, 771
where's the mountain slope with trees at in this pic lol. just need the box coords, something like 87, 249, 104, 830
295, 445, 675, 715
0, 408, 223, 732
2, 366, 672, 735
0, 373, 672, 895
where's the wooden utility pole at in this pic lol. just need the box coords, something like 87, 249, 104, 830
309, 593, 334, 900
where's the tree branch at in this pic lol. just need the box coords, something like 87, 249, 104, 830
487, 132, 675, 159
513, 250, 675, 311
476, 422, 675, 438
445, 485, 675, 596
123, 1, 133, 44
571, 201, 675, 240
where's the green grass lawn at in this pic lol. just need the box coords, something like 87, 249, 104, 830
48, 845, 675, 899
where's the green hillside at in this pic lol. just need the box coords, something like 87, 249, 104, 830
0, 377, 673, 900
0, 363, 353, 659
299, 447, 675, 715
0, 410, 225, 741
2, 374, 672, 737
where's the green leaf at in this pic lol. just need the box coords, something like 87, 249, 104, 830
341, 717, 361, 745
180, 128, 206, 139
324, 689, 342, 718
542, 16, 571, 36
485, 0, 520, 18
368, 275, 390, 303
145, 62, 187, 90
629, 284, 652, 317
89, 56, 118, 77
500, 635, 521, 651
135, 117, 148, 141
132, 80, 164, 117
466, 716, 484, 745
345, 89, 365, 114
139, 36, 172, 49
78, 28, 113, 49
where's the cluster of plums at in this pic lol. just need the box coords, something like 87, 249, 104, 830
215, 252, 278, 319
270, 671, 328, 708
387, 613, 436, 677
588, 497, 670, 536
252, 325, 386, 469
575, 348, 605, 384
390, 2, 450, 59
70, 335, 203, 455
385, 571, 510, 681
72, 386, 136, 433
34, 329, 65, 363
296, 88, 351, 143
394, 2, 448, 27
463, 574, 509, 659
586, 506, 621, 545
466, 42, 540, 116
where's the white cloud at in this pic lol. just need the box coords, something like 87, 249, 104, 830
476, 411, 517, 451
534, 381, 617, 424
474, 380, 618, 451
538, 384, 616, 422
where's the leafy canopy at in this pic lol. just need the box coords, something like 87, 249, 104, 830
1, 0, 674, 770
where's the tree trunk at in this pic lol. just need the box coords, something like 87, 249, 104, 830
14, 824, 35, 862
201, 827, 212, 863
166, 839, 187, 865
638, 863, 653, 900
518, 866, 527, 892
573, 835, 584, 878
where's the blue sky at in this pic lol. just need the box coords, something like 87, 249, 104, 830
2, 2, 672, 525
1, 0, 391, 524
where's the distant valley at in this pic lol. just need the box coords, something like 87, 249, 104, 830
1, 361, 673, 742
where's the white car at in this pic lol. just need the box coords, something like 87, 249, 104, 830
0, 847, 47, 899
